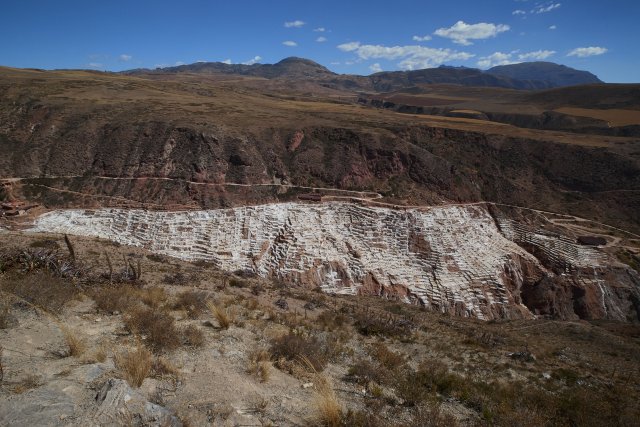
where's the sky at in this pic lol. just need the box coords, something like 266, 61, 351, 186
1, 0, 638, 82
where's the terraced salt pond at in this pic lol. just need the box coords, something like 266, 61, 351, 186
30, 202, 606, 319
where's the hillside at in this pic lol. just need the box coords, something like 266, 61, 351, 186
488, 62, 602, 87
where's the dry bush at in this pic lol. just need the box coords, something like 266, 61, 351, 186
61, 325, 86, 358
0, 300, 9, 329
1, 271, 79, 313
124, 306, 180, 353
139, 286, 168, 309
152, 357, 179, 379
162, 272, 189, 286
115, 344, 153, 387
13, 374, 41, 394
93, 343, 107, 363
368, 342, 406, 371
347, 358, 383, 385
207, 301, 233, 329
90, 285, 138, 314
92, 285, 168, 314
316, 310, 347, 331
247, 349, 271, 383
173, 290, 208, 319
353, 310, 411, 338
270, 331, 332, 372
181, 324, 205, 348
29, 239, 60, 250
407, 405, 459, 427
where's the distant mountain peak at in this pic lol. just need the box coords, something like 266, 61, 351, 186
487, 62, 602, 86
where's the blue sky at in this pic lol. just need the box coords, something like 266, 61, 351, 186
1, 0, 638, 82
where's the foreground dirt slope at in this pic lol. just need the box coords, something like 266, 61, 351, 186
1, 66, 639, 233
1, 232, 639, 426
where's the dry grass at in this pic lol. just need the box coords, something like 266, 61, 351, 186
1, 271, 79, 314
556, 107, 640, 126
115, 344, 153, 387
61, 325, 86, 358
207, 301, 233, 329
247, 349, 271, 383
311, 367, 343, 427
0, 346, 3, 383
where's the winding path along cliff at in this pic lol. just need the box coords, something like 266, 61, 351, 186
29, 202, 639, 321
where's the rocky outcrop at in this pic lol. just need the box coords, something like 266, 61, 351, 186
30, 202, 640, 321
93, 379, 181, 426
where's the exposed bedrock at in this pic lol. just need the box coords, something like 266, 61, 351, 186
30, 202, 640, 321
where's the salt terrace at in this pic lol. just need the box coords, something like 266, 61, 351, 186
30, 202, 606, 319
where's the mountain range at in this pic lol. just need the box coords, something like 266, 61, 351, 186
124, 57, 603, 91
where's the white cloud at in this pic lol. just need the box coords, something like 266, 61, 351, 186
313, 27, 326, 32
316, 36, 327, 42
337, 41, 361, 52
330, 61, 340, 65
434, 21, 510, 45
284, 20, 305, 28
119, 54, 132, 61
518, 49, 555, 60
87, 62, 103, 68
337, 41, 474, 70
242, 55, 262, 65
412, 35, 432, 42
477, 52, 517, 68
369, 63, 383, 73
567, 46, 607, 57
222, 59, 232, 64
532, 2, 561, 14
477, 49, 556, 68
282, 40, 297, 47
549, 25, 557, 30
512, 10, 526, 15
174, 61, 185, 66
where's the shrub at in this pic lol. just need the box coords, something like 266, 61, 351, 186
124, 307, 180, 353
115, 344, 152, 387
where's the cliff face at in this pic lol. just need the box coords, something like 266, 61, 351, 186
30, 203, 640, 321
